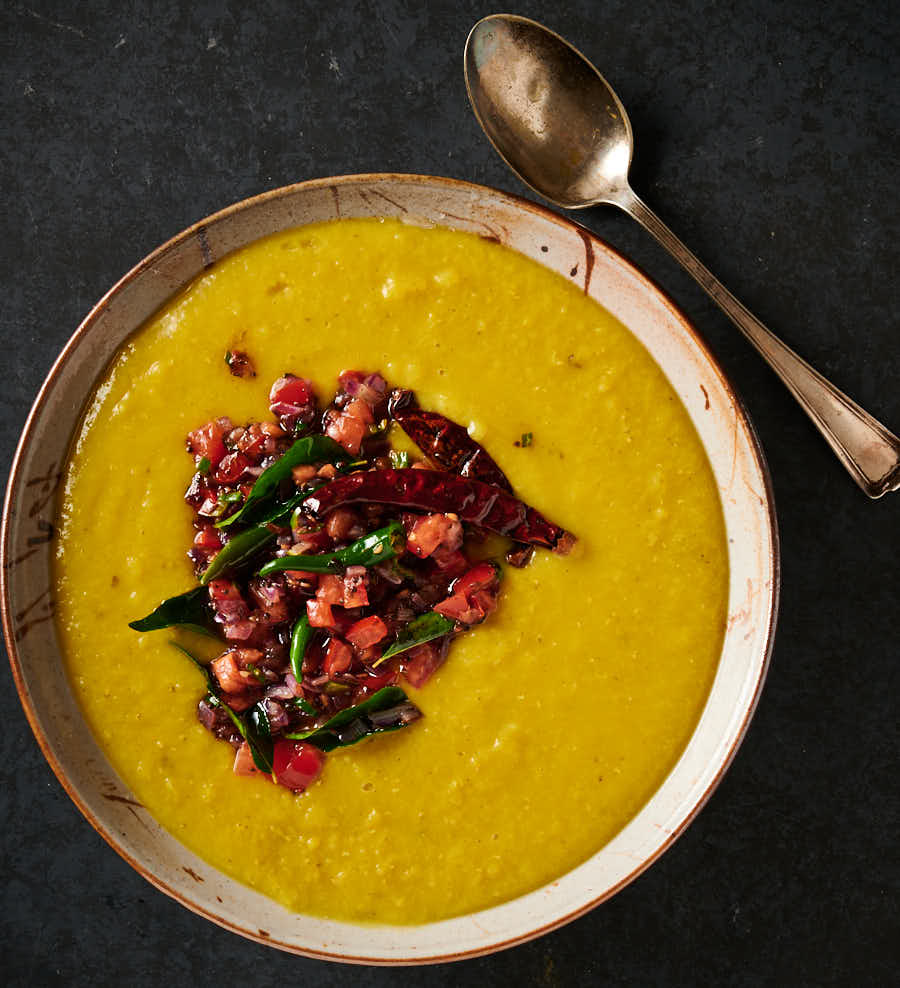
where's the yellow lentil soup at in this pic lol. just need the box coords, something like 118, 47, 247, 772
54, 218, 728, 924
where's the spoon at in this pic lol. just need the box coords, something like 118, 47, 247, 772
465, 14, 900, 499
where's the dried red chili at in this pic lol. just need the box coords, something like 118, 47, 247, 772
387, 388, 513, 492
302, 468, 575, 554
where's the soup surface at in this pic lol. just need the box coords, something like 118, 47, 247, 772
55, 218, 728, 923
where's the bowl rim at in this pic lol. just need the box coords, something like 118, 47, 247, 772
1, 172, 779, 964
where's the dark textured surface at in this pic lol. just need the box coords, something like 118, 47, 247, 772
1, 1, 898, 984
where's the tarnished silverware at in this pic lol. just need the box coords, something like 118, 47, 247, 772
465, 14, 900, 498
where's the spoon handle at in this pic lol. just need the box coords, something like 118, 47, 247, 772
617, 187, 900, 499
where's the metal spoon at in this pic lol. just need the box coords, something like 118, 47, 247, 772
465, 14, 900, 498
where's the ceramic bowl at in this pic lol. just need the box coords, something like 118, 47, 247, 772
1, 174, 778, 964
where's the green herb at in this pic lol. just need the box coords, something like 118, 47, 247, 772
284, 687, 421, 751
197, 456, 211, 475
129, 587, 216, 635
201, 525, 277, 585
520, 432, 533, 447
389, 449, 410, 469
245, 702, 274, 772
289, 614, 312, 682
377, 611, 456, 663
258, 521, 405, 577
217, 435, 347, 529
224, 350, 233, 366
210, 696, 274, 773
220, 490, 244, 505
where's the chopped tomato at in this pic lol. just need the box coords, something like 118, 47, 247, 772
470, 588, 499, 621
322, 637, 353, 677
193, 525, 221, 551
232, 742, 260, 776
272, 740, 325, 792
344, 397, 375, 425
403, 641, 447, 688
434, 592, 484, 625
316, 574, 344, 604
359, 666, 398, 691
342, 565, 369, 607
345, 615, 388, 649
307, 598, 336, 628
269, 374, 314, 410
452, 561, 500, 599
212, 648, 263, 693
234, 426, 263, 457
435, 561, 501, 625
404, 513, 463, 558
325, 412, 369, 454
214, 451, 251, 484
211, 653, 245, 694
186, 418, 229, 469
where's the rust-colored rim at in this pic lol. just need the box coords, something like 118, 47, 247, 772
1, 173, 779, 965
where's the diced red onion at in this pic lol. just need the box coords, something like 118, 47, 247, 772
197, 698, 218, 730
224, 619, 255, 641
265, 683, 295, 701
263, 698, 289, 731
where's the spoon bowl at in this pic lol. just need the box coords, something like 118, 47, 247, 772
465, 17, 633, 208
465, 14, 900, 498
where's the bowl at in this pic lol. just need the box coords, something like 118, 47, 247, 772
1, 173, 778, 963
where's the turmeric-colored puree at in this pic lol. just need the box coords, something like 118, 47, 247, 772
55, 218, 727, 923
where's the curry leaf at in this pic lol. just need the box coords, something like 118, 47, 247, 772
217, 434, 348, 529
168, 640, 217, 693
166, 643, 273, 773
129, 587, 216, 635
284, 686, 421, 751
246, 702, 274, 773
379, 611, 456, 662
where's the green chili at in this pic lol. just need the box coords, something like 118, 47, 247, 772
201, 525, 277, 585
258, 521, 405, 576
289, 614, 312, 682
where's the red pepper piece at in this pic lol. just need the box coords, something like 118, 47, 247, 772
387, 389, 513, 492
302, 469, 575, 554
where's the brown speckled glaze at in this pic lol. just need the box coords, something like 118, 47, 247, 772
0, 174, 778, 964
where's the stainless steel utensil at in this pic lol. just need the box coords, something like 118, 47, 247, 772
465, 13, 900, 498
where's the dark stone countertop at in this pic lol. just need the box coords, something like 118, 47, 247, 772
1, 2, 897, 984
